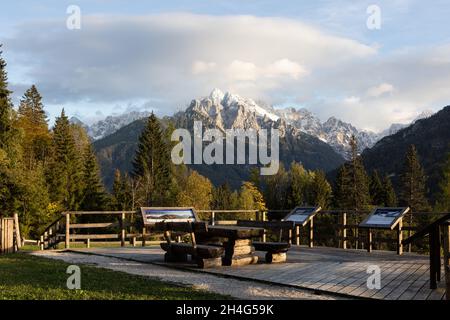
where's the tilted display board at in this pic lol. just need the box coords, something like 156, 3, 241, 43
140, 207, 199, 226
283, 206, 321, 226
359, 207, 410, 230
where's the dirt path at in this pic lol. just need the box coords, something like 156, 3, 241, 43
31, 250, 343, 300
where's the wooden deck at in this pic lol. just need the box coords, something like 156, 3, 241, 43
69, 245, 447, 300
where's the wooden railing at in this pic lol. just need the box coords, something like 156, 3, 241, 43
39, 209, 446, 258
403, 212, 450, 292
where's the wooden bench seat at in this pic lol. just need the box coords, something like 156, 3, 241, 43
154, 221, 223, 268
237, 220, 294, 263
253, 241, 290, 252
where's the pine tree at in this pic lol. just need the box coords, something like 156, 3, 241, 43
264, 163, 290, 210
370, 170, 385, 206
17, 85, 51, 168
288, 162, 308, 207
334, 136, 370, 211
382, 175, 397, 207
132, 113, 172, 206
435, 152, 450, 211
249, 167, 261, 190
0, 44, 13, 150
112, 170, 133, 211
47, 109, 83, 210
18, 85, 47, 127
310, 170, 332, 209
79, 143, 107, 210
399, 145, 430, 212
0, 44, 23, 215
212, 183, 233, 210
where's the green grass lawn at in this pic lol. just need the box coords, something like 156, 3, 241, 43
0, 253, 229, 300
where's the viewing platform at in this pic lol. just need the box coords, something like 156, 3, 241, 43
69, 245, 447, 300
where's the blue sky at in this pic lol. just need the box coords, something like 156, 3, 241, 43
1, 0, 450, 131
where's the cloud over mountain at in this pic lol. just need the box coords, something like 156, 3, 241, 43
4, 13, 450, 131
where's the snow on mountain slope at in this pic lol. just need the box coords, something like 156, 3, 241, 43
81, 89, 435, 159
88, 111, 151, 140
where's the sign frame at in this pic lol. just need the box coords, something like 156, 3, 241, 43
140, 207, 199, 226
283, 206, 322, 226
359, 207, 410, 230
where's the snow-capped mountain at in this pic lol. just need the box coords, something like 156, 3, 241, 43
377, 110, 435, 139
87, 111, 151, 140
82, 89, 435, 159
175, 89, 379, 158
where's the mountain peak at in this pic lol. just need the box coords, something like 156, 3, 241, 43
209, 88, 225, 104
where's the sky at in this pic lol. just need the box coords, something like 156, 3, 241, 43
1, 0, 450, 131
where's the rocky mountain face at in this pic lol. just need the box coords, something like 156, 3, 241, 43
87, 111, 151, 140
93, 89, 347, 189
175, 89, 380, 158
84, 89, 433, 159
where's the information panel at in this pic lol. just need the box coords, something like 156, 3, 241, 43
140, 207, 198, 225
284, 207, 321, 226
359, 207, 410, 229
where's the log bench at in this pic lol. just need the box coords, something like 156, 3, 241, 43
237, 220, 294, 263
154, 221, 224, 268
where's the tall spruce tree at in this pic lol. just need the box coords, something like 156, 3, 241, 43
399, 145, 429, 212
435, 152, 450, 211
0, 44, 13, 150
334, 136, 370, 211
17, 85, 51, 168
112, 170, 133, 211
79, 143, 107, 210
132, 113, 172, 206
382, 175, 397, 207
47, 109, 83, 210
310, 170, 332, 209
0, 44, 23, 215
370, 170, 385, 206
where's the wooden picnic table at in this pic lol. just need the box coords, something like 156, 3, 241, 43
195, 225, 264, 266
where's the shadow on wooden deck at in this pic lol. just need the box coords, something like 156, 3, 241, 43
68, 245, 446, 300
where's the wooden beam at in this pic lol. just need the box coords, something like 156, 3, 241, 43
309, 217, 314, 248
367, 228, 372, 253
120, 212, 125, 247
397, 219, 403, 255
13, 213, 21, 249
341, 212, 347, 249
70, 223, 115, 229
65, 213, 70, 249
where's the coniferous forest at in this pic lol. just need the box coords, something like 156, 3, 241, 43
1, 44, 449, 241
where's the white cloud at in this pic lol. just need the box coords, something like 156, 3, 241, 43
192, 61, 217, 75
4, 13, 450, 131
367, 83, 395, 97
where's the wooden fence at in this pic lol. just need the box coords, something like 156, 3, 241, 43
0, 214, 21, 254
39, 209, 446, 256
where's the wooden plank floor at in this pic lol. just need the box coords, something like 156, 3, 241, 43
70, 245, 446, 300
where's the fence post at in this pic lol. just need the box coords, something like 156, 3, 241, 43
211, 211, 215, 226
142, 227, 146, 247
295, 225, 300, 246
120, 212, 126, 247
367, 228, 372, 253
262, 211, 266, 242
443, 222, 449, 300
40, 235, 44, 251
397, 219, 403, 255
341, 212, 347, 249
13, 213, 21, 249
309, 217, 314, 248
65, 213, 70, 249
86, 238, 90, 248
